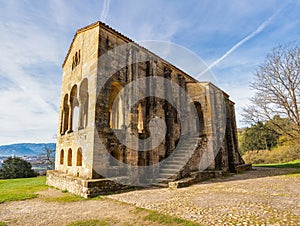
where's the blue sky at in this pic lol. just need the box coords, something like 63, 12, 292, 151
0, 0, 299, 145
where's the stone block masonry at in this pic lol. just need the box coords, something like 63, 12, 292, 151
47, 21, 246, 197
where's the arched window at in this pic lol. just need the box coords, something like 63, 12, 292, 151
70, 85, 79, 132
71, 50, 81, 70
108, 82, 124, 129
60, 149, 64, 165
75, 52, 78, 65
76, 148, 83, 166
194, 102, 205, 135
78, 50, 81, 64
67, 149, 72, 166
60, 94, 69, 135
79, 78, 89, 129
137, 102, 144, 133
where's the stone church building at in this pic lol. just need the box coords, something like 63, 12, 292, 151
47, 21, 245, 197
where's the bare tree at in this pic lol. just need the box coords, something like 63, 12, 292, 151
44, 145, 55, 170
242, 43, 300, 141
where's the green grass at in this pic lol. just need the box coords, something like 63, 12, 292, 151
66, 209, 201, 226
0, 176, 48, 203
44, 190, 106, 202
253, 159, 300, 168
67, 219, 109, 226
0, 222, 7, 226
143, 210, 200, 226
42, 193, 86, 203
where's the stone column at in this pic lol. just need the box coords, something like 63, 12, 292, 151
67, 103, 73, 133
78, 96, 83, 130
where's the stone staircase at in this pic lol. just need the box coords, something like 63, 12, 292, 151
154, 136, 204, 187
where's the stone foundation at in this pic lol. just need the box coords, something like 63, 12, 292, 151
46, 170, 130, 198
235, 164, 252, 173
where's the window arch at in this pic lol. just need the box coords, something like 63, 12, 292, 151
79, 78, 89, 129
72, 50, 81, 70
67, 148, 72, 166
137, 102, 144, 133
70, 85, 79, 132
193, 101, 205, 135
60, 94, 69, 135
60, 149, 64, 165
108, 82, 124, 129
76, 148, 83, 166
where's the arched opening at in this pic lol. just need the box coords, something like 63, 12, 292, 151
194, 102, 205, 136
110, 147, 122, 165
79, 78, 89, 129
76, 148, 83, 166
73, 107, 79, 130
75, 52, 78, 65
137, 102, 144, 133
72, 56, 75, 70
67, 149, 72, 166
61, 94, 69, 135
78, 50, 81, 64
108, 82, 124, 129
60, 149, 64, 165
70, 85, 79, 132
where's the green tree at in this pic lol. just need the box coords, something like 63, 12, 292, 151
0, 157, 37, 179
240, 121, 279, 153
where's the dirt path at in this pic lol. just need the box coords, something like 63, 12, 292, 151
1, 167, 299, 226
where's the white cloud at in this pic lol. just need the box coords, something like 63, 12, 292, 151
0, 0, 299, 144
100, 0, 111, 22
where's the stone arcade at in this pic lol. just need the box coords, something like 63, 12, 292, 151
47, 22, 245, 197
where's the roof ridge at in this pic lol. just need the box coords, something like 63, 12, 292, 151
62, 21, 200, 84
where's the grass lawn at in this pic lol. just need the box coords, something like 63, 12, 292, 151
67, 219, 109, 226
0, 176, 48, 203
67, 208, 201, 226
143, 209, 200, 226
42, 192, 87, 203
253, 159, 300, 168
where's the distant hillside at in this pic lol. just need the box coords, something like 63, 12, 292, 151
0, 143, 56, 157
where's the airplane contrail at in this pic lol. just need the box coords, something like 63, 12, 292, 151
100, 0, 111, 22
196, 10, 280, 79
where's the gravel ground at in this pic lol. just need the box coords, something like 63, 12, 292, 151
0, 167, 299, 226
109, 167, 300, 226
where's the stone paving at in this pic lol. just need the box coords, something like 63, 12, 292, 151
108, 167, 300, 225
0, 167, 299, 225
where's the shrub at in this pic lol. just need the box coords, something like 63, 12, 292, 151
0, 157, 37, 179
242, 144, 300, 164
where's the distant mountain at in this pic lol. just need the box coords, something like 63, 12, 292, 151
0, 143, 56, 157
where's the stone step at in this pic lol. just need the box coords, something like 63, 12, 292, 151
172, 155, 191, 160
170, 156, 190, 161
159, 168, 180, 174
170, 154, 191, 159
178, 144, 198, 147
156, 173, 177, 179
173, 148, 195, 153
159, 166, 183, 173
162, 160, 187, 166
172, 150, 194, 154
156, 177, 174, 183
153, 182, 169, 188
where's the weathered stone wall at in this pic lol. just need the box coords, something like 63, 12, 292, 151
47, 170, 130, 198
92, 28, 198, 179
55, 25, 100, 179
50, 21, 244, 192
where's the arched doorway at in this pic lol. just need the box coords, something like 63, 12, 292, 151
193, 101, 205, 136
108, 82, 124, 129
79, 78, 89, 129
